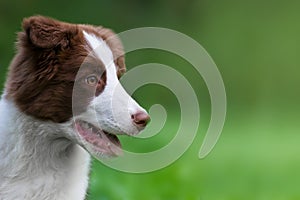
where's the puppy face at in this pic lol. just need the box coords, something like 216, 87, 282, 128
5, 16, 150, 157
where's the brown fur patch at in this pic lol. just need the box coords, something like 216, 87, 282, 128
5, 16, 126, 123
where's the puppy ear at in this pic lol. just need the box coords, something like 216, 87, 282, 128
22, 16, 77, 49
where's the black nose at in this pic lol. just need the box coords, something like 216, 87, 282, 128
131, 111, 150, 127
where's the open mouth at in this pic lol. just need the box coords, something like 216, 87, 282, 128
74, 120, 122, 156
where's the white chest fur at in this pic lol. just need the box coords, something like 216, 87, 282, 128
0, 98, 91, 200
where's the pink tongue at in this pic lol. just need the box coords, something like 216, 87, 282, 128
75, 123, 122, 156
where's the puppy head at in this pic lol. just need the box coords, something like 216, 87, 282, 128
5, 16, 150, 157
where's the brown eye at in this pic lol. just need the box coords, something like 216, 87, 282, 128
86, 75, 98, 86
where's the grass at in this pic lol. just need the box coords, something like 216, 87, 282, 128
0, 1, 299, 198
86, 110, 300, 200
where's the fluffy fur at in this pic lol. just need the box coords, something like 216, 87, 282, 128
0, 16, 149, 199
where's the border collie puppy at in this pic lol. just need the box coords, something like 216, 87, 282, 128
0, 16, 150, 200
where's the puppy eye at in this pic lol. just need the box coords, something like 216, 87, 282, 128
85, 75, 98, 86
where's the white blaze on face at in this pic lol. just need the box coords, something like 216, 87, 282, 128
83, 31, 146, 135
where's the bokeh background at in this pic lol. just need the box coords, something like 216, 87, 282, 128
1, 0, 300, 199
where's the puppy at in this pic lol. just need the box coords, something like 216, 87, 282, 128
0, 16, 149, 200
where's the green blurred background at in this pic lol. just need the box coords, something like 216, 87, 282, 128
1, 0, 300, 199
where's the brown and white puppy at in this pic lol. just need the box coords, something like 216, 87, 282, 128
0, 16, 149, 200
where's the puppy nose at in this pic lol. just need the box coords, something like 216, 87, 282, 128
131, 111, 150, 127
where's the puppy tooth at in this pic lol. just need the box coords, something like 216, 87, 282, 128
83, 123, 89, 129
97, 131, 102, 138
